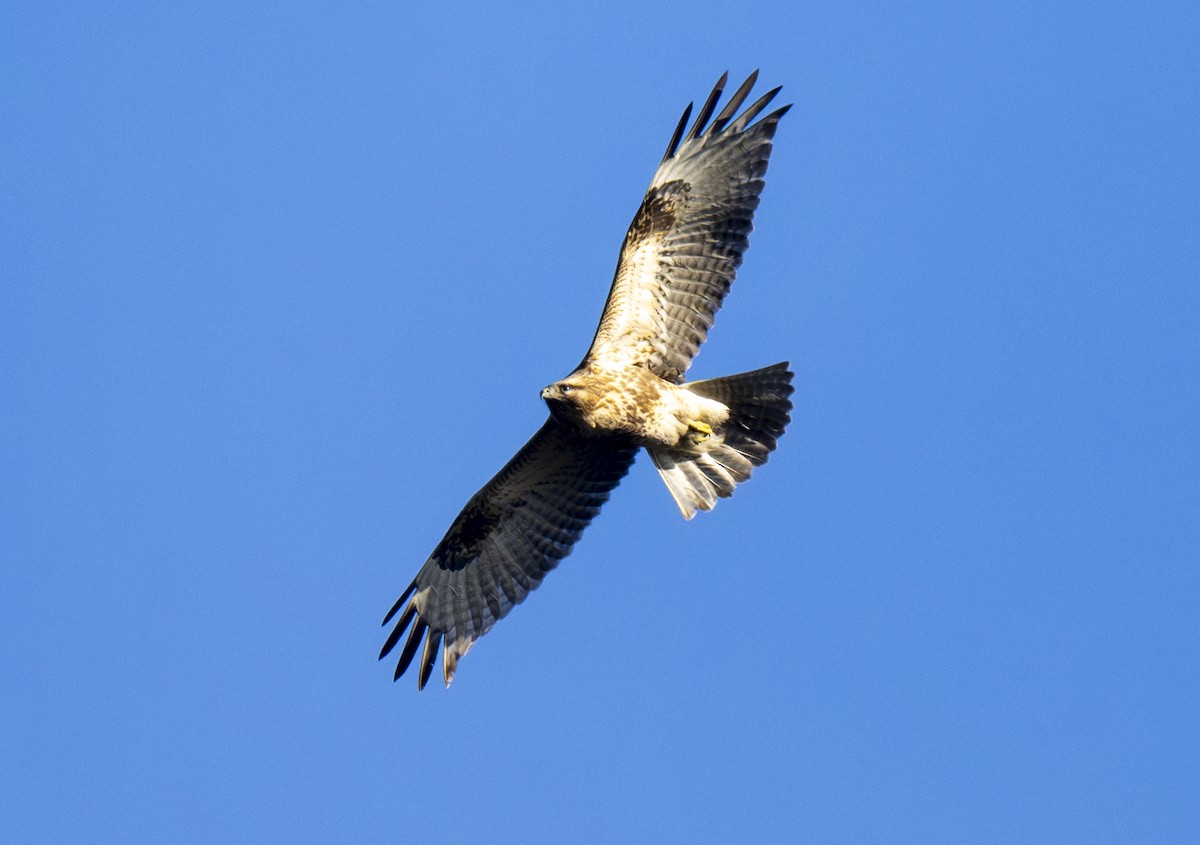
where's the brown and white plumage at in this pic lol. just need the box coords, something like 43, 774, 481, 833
381, 72, 793, 688
585, 70, 790, 382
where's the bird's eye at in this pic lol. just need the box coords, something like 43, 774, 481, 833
560, 384, 573, 394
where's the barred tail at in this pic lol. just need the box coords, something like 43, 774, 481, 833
648, 362, 794, 520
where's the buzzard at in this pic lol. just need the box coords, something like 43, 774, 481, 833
381, 72, 794, 688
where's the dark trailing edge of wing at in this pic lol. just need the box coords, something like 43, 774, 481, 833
660, 70, 789, 164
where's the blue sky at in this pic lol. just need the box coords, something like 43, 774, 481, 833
4, 2, 1198, 841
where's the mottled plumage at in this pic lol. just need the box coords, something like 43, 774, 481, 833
382, 72, 794, 688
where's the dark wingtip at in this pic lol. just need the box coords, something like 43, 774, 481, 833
381, 582, 416, 626
709, 70, 760, 136
727, 85, 787, 134
662, 102, 693, 163
685, 71, 729, 143
379, 602, 417, 660
393, 618, 427, 681
669, 73, 789, 153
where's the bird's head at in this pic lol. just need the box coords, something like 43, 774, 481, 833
541, 376, 593, 421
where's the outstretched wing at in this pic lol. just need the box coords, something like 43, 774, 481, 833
583, 71, 791, 383
380, 419, 638, 689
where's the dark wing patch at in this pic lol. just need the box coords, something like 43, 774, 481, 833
622, 181, 686, 259
430, 500, 504, 571
584, 71, 790, 382
380, 418, 638, 689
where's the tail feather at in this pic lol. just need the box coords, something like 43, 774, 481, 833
649, 362, 794, 519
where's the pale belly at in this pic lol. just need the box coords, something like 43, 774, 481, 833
581, 366, 729, 448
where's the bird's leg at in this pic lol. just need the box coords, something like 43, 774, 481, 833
684, 419, 713, 447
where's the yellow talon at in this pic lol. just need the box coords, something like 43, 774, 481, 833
684, 420, 713, 447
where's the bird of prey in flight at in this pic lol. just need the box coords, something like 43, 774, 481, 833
381, 71, 794, 689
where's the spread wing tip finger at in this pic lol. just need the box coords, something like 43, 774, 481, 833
660, 71, 788, 164
393, 617, 427, 682
662, 101, 693, 163
381, 597, 452, 690
683, 70, 729, 143
381, 582, 416, 627
379, 601, 417, 661
419, 630, 443, 690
